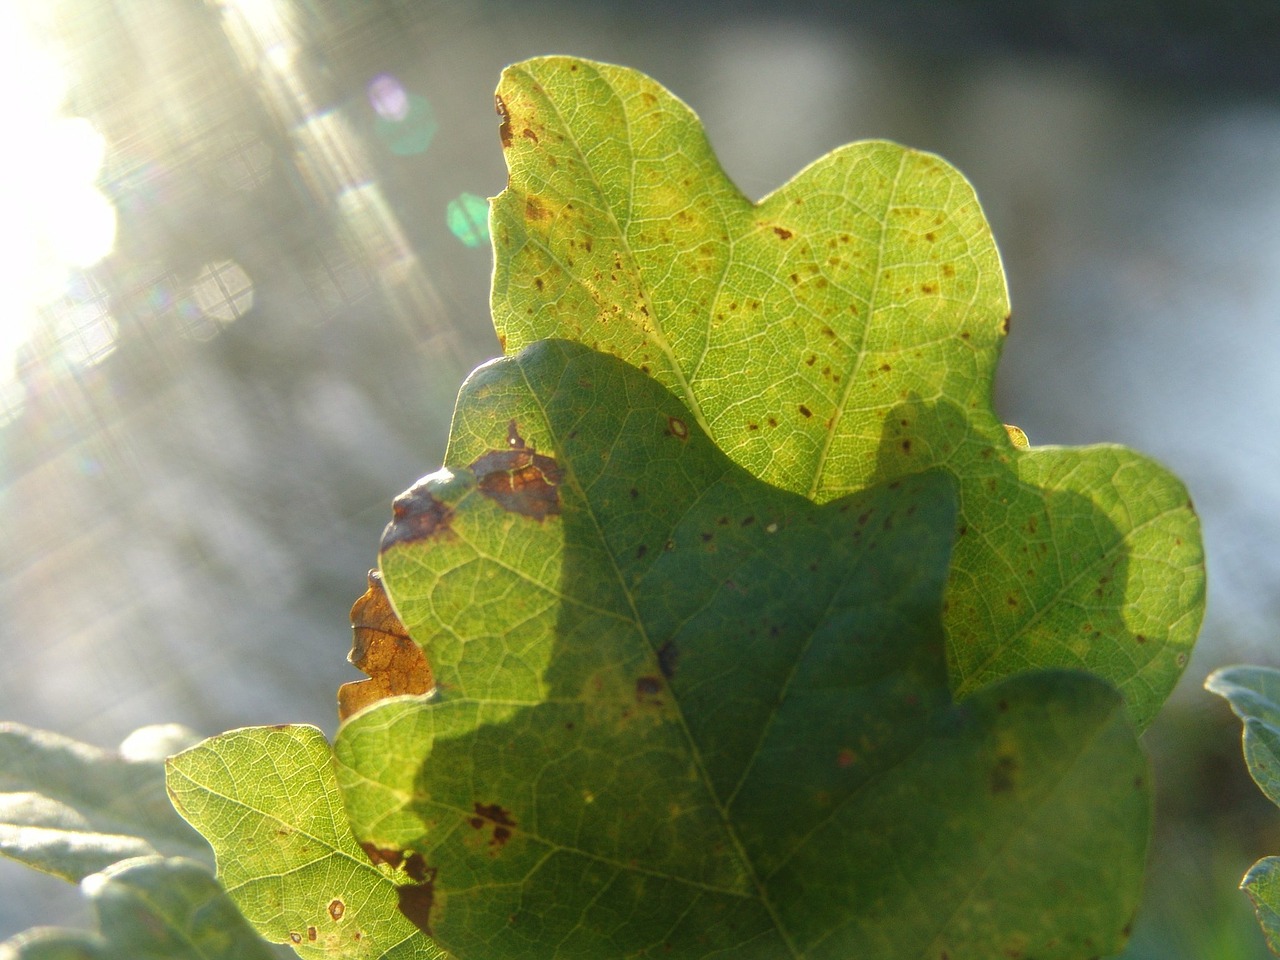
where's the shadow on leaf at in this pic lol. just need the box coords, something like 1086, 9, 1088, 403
333, 341, 1151, 960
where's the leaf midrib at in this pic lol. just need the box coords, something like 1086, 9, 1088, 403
804, 147, 908, 503
515, 63, 714, 444
517, 355, 804, 960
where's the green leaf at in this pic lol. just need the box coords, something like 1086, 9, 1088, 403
0, 792, 156, 882
1242, 858, 1280, 954
0, 724, 209, 882
489, 55, 1204, 728
165, 725, 448, 960
83, 856, 280, 959
0, 856, 279, 960
335, 338, 1149, 959
1206, 665, 1280, 807
0, 929, 108, 960
1206, 665, 1280, 954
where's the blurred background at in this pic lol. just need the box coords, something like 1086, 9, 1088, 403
1, 0, 1278, 953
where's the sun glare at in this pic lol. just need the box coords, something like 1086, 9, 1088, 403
0, 0, 118, 423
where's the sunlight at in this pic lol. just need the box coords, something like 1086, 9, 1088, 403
217, 0, 448, 343
0, 0, 118, 423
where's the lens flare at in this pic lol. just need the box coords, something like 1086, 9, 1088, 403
447, 192, 490, 248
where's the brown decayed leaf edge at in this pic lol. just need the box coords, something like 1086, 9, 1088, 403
338, 570, 434, 721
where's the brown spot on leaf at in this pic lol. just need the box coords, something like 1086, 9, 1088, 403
525, 196, 550, 221
522, 127, 538, 144
289, 932, 302, 944
329, 899, 345, 921
337, 570, 434, 721
474, 802, 516, 827
942, 263, 955, 277
667, 416, 689, 440
361, 842, 404, 870
921, 282, 937, 294
382, 483, 454, 550
636, 675, 663, 703
990, 755, 1018, 793
397, 857, 437, 935
495, 94, 512, 148
773, 226, 793, 240
472, 802, 516, 848
308, 927, 317, 941
657, 641, 678, 679
1002, 313, 1011, 334
836, 747, 856, 768
470, 421, 562, 521
798, 404, 813, 418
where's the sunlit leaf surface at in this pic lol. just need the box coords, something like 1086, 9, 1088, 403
328, 339, 1149, 960
166, 726, 446, 960
490, 56, 1204, 727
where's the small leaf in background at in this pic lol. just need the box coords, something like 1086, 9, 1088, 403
1206, 665, 1280, 954
0, 857, 280, 960
334, 339, 1149, 960
1242, 858, 1280, 954
1206, 666, 1280, 807
0, 724, 209, 882
489, 56, 1204, 728
0, 791, 155, 882
0, 928, 109, 960
339, 570, 435, 722
165, 725, 448, 960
